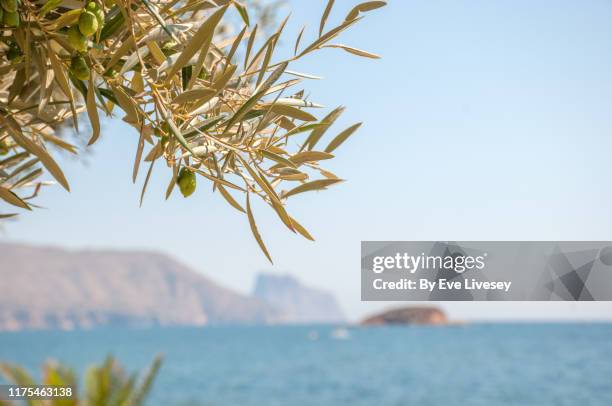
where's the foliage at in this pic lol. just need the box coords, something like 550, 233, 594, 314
0, 0, 385, 261
0, 355, 162, 406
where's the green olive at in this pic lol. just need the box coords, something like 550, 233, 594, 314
85, 2, 98, 11
85, 2, 104, 28
0, 0, 17, 13
2, 10, 19, 27
70, 55, 90, 81
177, 168, 196, 198
67, 25, 88, 52
6, 44, 20, 60
103, 67, 117, 77
78, 10, 99, 37
0, 140, 9, 156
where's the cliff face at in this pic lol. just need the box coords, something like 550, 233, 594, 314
253, 273, 345, 324
361, 306, 448, 326
0, 243, 281, 331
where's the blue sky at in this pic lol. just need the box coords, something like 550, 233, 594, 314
2, 0, 612, 320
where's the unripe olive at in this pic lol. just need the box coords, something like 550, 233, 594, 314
0, 0, 17, 13
85, 2, 104, 27
78, 10, 99, 37
70, 55, 90, 81
177, 168, 196, 198
103, 67, 117, 77
0, 140, 9, 156
85, 2, 98, 12
67, 25, 88, 52
2, 10, 19, 27
103, 0, 115, 7
6, 43, 20, 60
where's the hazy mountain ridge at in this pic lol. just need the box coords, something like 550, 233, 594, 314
253, 273, 345, 324
0, 243, 283, 331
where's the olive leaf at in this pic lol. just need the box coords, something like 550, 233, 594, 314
320, 0, 336, 37
325, 123, 363, 153
322, 44, 381, 59
282, 179, 344, 199
0, 186, 30, 210
246, 193, 273, 263
164, 4, 230, 83
86, 76, 101, 146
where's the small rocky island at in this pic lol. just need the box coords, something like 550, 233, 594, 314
361, 306, 448, 326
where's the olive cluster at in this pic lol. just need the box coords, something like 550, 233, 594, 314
0, 0, 20, 27
67, 2, 105, 80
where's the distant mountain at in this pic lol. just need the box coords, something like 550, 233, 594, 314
253, 273, 345, 324
0, 243, 282, 331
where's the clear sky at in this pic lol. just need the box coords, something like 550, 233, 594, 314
2, 0, 612, 321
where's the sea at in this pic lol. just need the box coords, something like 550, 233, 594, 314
0, 323, 611, 405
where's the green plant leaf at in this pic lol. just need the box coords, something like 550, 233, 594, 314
325, 122, 362, 153
165, 4, 229, 83
246, 193, 273, 263
282, 178, 343, 199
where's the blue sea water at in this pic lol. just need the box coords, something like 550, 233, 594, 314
0, 324, 611, 405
